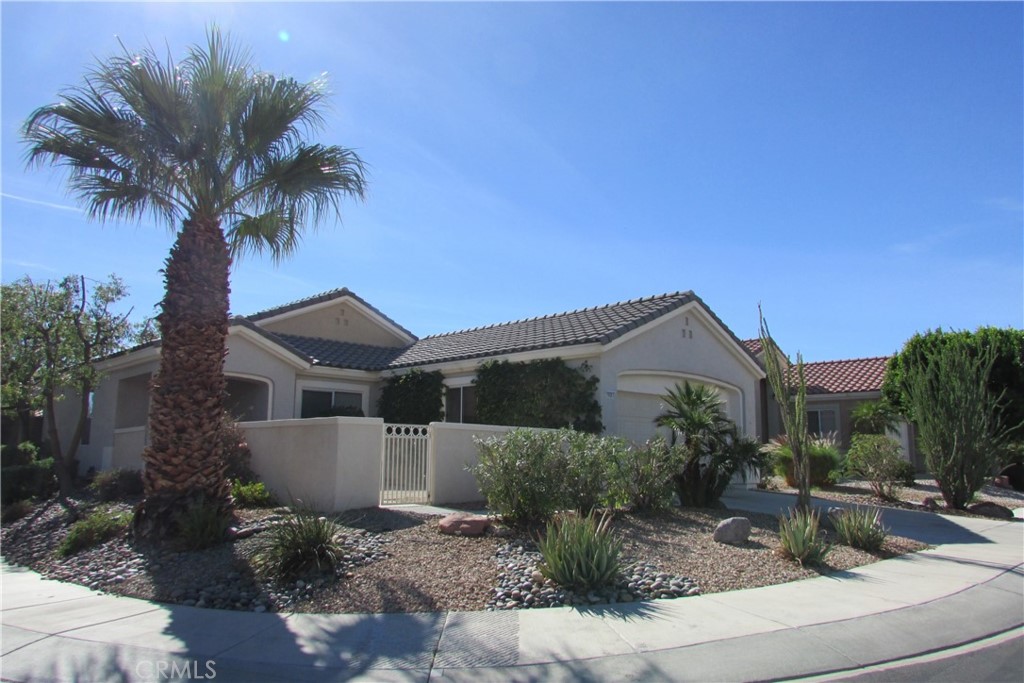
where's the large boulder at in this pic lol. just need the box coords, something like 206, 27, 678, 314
966, 502, 1015, 520
712, 517, 752, 545
438, 512, 491, 536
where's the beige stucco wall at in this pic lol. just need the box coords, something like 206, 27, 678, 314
258, 300, 408, 348
430, 422, 517, 505
224, 333, 301, 420
597, 303, 762, 443
240, 417, 382, 512
76, 358, 159, 474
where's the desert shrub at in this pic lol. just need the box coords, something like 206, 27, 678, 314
58, 507, 131, 556
894, 460, 917, 488
1, 457, 57, 505
560, 431, 622, 515
91, 468, 144, 502
255, 508, 342, 579
471, 429, 566, 526
829, 507, 888, 552
538, 511, 622, 592
778, 508, 831, 566
608, 438, 680, 511
904, 340, 1009, 509
846, 435, 907, 500
175, 500, 230, 550
773, 444, 839, 488
231, 479, 277, 508
1, 500, 34, 524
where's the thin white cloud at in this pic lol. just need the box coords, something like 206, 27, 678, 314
1, 192, 83, 214
3, 260, 61, 274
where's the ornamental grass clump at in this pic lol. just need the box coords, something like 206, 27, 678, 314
256, 507, 342, 579
175, 499, 231, 550
58, 507, 131, 556
778, 508, 831, 566
537, 511, 623, 592
829, 507, 888, 552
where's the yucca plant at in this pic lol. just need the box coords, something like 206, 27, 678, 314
255, 507, 342, 579
829, 507, 888, 552
538, 511, 623, 592
778, 508, 831, 566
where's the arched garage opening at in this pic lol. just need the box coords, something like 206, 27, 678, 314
225, 375, 271, 422
614, 371, 744, 445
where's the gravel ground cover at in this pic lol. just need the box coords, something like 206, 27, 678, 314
765, 477, 1024, 516
2, 495, 928, 615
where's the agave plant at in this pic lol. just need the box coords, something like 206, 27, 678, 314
778, 508, 831, 566
538, 511, 623, 592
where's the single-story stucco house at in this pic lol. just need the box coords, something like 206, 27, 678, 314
69, 288, 770, 475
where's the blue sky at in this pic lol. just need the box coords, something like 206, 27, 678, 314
2, 2, 1021, 362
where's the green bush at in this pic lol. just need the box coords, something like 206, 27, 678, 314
377, 369, 445, 424
538, 511, 622, 592
175, 500, 230, 550
1, 458, 57, 505
778, 508, 831, 566
561, 431, 622, 515
2, 442, 40, 468
773, 444, 840, 488
829, 507, 888, 552
471, 429, 566, 526
58, 508, 131, 556
255, 508, 342, 579
91, 468, 144, 502
474, 358, 603, 433
846, 435, 907, 500
231, 480, 277, 508
894, 460, 917, 488
608, 438, 680, 511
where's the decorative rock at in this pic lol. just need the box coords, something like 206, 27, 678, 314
921, 497, 940, 511
712, 517, 752, 545
967, 501, 1015, 520
438, 512, 492, 536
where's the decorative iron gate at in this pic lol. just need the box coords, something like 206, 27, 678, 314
380, 424, 432, 505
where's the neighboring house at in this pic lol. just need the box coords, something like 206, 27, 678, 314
740, 344, 921, 470
72, 288, 767, 474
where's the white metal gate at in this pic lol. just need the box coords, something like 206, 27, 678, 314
380, 424, 432, 505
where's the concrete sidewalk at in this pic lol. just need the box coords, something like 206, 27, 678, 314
2, 490, 1022, 682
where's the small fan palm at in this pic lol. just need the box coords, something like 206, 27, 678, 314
23, 28, 366, 541
655, 382, 744, 507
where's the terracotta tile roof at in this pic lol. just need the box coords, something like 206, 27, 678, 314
742, 339, 764, 356
799, 356, 891, 395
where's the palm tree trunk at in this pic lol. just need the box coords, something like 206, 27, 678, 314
135, 216, 232, 542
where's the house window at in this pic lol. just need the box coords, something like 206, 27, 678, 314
807, 408, 837, 436
301, 390, 363, 418
445, 386, 478, 424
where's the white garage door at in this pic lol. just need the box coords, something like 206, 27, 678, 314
616, 392, 672, 445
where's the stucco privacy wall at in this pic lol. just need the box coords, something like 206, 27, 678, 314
598, 303, 761, 442
240, 417, 382, 511
430, 422, 518, 505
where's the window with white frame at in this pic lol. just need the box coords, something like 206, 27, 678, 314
806, 407, 838, 437
300, 389, 363, 418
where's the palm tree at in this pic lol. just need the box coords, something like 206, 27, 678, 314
655, 382, 744, 507
23, 28, 367, 541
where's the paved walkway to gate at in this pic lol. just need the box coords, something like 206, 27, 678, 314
2, 490, 1022, 682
